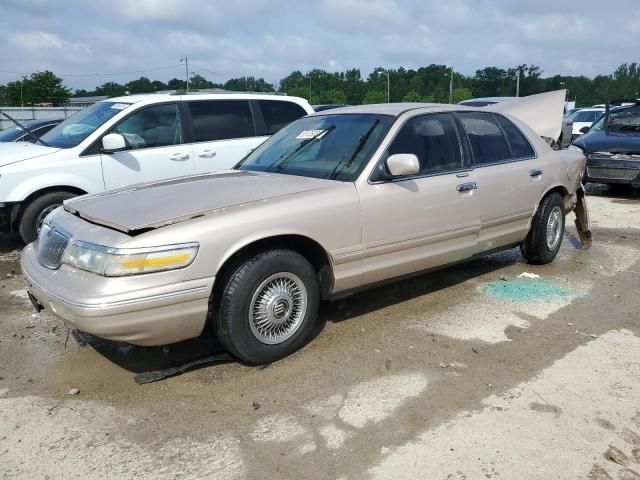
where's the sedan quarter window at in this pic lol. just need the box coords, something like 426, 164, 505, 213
387, 114, 463, 175
457, 112, 512, 166
494, 114, 535, 159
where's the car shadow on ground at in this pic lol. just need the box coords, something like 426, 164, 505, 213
76, 247, 525, 382
586, 182, 640, 200
0, 234, 23, 254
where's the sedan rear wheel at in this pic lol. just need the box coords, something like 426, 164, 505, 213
215, 249, 320, 364
520, 192, 565, 265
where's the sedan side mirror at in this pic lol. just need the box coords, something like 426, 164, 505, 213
386, 154, 420, 177
101, 133, 127, 153
579, 126, 590, 134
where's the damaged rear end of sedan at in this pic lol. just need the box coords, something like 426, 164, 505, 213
22, 91, 591, 365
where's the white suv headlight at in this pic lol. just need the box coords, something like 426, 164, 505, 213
63, 242, 199, 276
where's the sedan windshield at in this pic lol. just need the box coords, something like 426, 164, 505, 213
39, 101, 132, 148
236, 113, 393, 181
590, 105, 640, 134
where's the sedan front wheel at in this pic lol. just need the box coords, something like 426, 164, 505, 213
215, 249, 320, 364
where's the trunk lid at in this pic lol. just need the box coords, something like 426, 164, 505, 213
486, 90, 567, 142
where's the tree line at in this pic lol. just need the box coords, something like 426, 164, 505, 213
1, 63, 639, 108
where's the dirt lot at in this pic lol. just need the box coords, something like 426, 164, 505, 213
1, 185, 639, 480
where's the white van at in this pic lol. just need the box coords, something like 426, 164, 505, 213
0, 92, 313, 242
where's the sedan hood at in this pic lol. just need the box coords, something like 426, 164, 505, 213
0, 142, 60, 167
64, 171, 334, 234
573, 130, 640, 154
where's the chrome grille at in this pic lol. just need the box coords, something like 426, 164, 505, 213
588, 153, 640, 161
37, 223, 70, 269
587, 166, 639, 181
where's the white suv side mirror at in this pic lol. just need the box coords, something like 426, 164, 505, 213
386, 154, 420, 177
102, 133, 127, 153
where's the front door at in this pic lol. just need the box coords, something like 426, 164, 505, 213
101, 103, 194, 190
357, 113, 482, 285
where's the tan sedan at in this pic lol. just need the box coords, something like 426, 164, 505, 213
21, 92, 590, 364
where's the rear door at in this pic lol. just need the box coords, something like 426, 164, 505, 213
455, 111, 544, 250
186, 100, 262, 173
100, 103, 194, 190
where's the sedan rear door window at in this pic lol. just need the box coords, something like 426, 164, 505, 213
187, 100, 255, 142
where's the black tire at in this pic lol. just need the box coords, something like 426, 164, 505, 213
520, 192, 565, 265
215, 249, 321, 364
18, 191, 77, 244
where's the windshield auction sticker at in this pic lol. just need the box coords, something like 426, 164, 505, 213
110, 103, 130, 110
296, 129, 328, 139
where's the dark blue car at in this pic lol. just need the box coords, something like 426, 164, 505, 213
572, 101, 640, 187
0, 118, 63, 143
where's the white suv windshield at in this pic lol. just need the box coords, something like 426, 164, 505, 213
39, 101, 132, 148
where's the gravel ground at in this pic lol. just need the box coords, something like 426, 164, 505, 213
1, 185, 639, 480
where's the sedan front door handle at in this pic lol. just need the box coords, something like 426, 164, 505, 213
198, 150, 217, 158
170, 153, 190, 161
456, 182, 478, 192
529, 168, 543, 177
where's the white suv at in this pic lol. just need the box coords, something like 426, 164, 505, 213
0, 92, 313, 242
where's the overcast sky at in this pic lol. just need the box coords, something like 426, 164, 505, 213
1, 0, 639, 90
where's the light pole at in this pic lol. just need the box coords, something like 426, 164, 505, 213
180, 58, 190, 92
20, 76, 26, 107
449, 67, 454, 104
515, 66, 521, 97
384, 71, 390, 103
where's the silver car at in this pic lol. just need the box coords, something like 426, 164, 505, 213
22, 93, 589, 364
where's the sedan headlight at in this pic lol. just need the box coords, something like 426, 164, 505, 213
63, 242, 199, 276
568, 145, 584, 153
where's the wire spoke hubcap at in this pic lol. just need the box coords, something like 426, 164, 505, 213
249, 272, 307, 345
546, 206, 563, 250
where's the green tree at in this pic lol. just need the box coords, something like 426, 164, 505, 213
151, 80, 168, 91
362, 90, 386, 104
452, 87, 473, 103
126, 76, 154, 94
167, 78, 187, 91
402, 90, 423, 102
317, 89, 347, 104
95, 81, 127, 97
224, 76, 274, 92
5, 71, 70, 105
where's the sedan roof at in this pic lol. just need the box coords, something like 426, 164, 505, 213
307, 102, 473, 117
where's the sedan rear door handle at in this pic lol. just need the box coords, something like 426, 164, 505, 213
529, 168, 543, 177
170, 153, 190, 161
198, 150, 217, 158
456, 182, 478, 192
